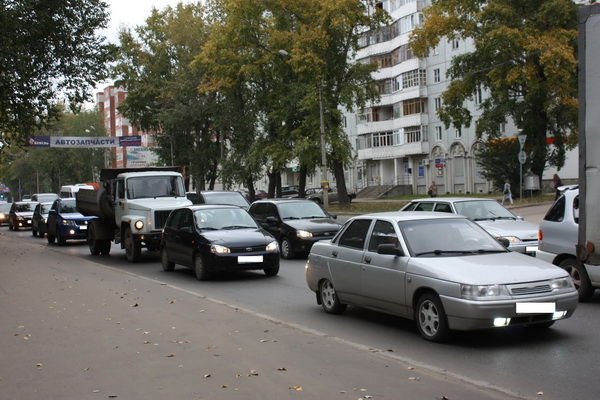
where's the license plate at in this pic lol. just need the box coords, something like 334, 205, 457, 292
80, 225, 87, 230
27, 219, 32, 224
238, 255, 263, 264
516, 302, 555, 314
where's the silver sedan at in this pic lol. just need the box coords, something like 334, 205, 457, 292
305, 212, 578, 342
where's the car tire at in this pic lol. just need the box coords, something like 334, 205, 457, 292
263, 262, 280, 277
32, 228, 37, 237
47, 233, 56, 244
194, 255, 210, 281
161, 247, 175, 272
124, 227, 141, 263
416, 293, 450, 342
559, 258, 594, 302
319, 279, 347, 314
280, 237, 296, 259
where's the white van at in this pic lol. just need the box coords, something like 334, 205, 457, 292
60, 184, 95, 198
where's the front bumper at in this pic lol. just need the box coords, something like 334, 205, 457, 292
441, 291, 578, 331
203, 252, 280, 272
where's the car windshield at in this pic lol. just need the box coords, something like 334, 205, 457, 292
400, 218, 507, 257
278, 201, 329, 219
16, 203, 35, 212
203, 193, 248, 208
60, 199, 78, 213
453, 200, 517, 221
40, 203, 52, 213
127, 176, 186, 199
194, 208, 258, 230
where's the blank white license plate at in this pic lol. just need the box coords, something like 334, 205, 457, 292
516, 302, 555, 314
238, 255, 263, 264
80, 225, 87, 230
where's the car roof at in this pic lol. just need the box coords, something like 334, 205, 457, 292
407, 197, 496, 203
251, 198, 317, 204
356, 211, 467, 222
187, 204, 245, 211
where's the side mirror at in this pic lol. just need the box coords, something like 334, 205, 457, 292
497, 237, 510, 247
329, 213, 337, 219
377, 243, 404, 256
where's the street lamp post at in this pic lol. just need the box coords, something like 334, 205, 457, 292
319, 86, 328, 210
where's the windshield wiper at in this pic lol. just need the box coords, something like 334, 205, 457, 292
302, 215, 325, 219
199, 227, 218, 230
415, 249, 474, 256
282, 217, 300, 220
494, 216, 517, 220
474, 249, 507, 253
221, 225, 253, 230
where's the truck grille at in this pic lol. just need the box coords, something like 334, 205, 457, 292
154, 210, 172, 230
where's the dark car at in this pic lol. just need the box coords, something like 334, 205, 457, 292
0, 202, 11, 226
186, 190, 251, 210
31, 201, 53, 238
46, 198, 96, 245
160, 205, 280, 280
8, 201, 37, 230
248, 199, 342, 259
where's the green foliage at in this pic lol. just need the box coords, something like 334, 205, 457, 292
474, 138, 524, 191
409, 0, 579, 179
0, 0, 115, 146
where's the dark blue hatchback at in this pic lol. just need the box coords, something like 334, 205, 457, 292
160, 205, 280, 280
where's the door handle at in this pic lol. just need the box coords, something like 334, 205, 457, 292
332, 251, 338, 258
364, 256, 372, 264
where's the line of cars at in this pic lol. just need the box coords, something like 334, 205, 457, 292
2, 188, 582, 342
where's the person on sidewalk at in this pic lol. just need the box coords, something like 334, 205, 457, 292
501, 179, 513, 205
428, 181, 438, 198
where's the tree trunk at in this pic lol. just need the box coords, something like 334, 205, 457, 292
332, 159, 351, 208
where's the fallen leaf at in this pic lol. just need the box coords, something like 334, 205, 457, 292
537, 392, 544, 396
221, 385, 228, 388
249, 370, 258, 376
277, 367, 287, 371
289, 386, 303, 391
165, 354, 175, 358
407, 367, 414, 370
409, 377, 420, 381
260, 339, 269, 343
131, 303, 139, 307
204, 374, 211, 378
36, 363, 43, 367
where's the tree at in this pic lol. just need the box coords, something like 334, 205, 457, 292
0, 0, 114, 146
409, 0, 579, 182
113, 2, 221, 190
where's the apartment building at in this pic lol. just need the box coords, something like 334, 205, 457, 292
96, 86, 158, 169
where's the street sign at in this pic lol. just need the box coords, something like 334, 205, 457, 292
518, 134, 527, 149
518, 150, 527, 164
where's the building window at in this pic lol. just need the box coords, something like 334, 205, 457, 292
451, 38, 460, 50
403, 98, 425, 115
405, 126, 422, 143
435, 126, 443, 141
434, 97, 442, 111
433, 68, 441, 83
474, 86, 483, 104
455, 128, 462, 139
393, 103, 401, 119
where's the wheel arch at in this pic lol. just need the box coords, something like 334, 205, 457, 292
411, 287, 441, 318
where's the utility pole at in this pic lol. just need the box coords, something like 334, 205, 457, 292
319, 86, 329, 210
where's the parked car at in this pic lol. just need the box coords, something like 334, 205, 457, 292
305, 211, 578, 342
160, 205, 280, 280
306, 187, 355, 204
536, 187, 600, 301
0, 202, 11, 226
31, 193, 59, 203
248, 199, 342, 259
186, 190, 251, 210
46, 198, 95, 245
8, 201, 37, 230
400, 198, 539, 255
31, 201, 53, 238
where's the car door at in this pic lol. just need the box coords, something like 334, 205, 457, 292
360, 219, 410, 316
47, 200, 59, 236
326, 218, 373, 303
163, 209, 185, 264
175, 209, 197, 266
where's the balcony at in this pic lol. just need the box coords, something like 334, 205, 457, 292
358, 141, 430, 160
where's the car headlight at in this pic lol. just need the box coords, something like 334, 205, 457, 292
550, 277, 575, 292
266, 241, 278, 252
498, 236, 521, 244
134, 220, 144, 230
211, 244, 231, 254
296, 230, 313, 238
461, 284, 511, 300
0, 213, 5, 218
61, 220, 77, 226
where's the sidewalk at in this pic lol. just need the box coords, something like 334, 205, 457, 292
0, 233, 529, 400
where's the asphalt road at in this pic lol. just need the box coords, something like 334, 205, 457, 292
2, 203, 599, 400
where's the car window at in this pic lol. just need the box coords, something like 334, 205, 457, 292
544, 195, 566, 222
434, 203, 452, 213
338, 219, 372, 250
573, 195, 579, 224
402, 202, 418, 211
202, 192, 249, 207
278, 201, 328, 219
179, 209, 194, 231
367, 220, 399, 252
414, 202, 434, 211
166, 209, 183, 229
454, 200, 515, 220
195, 208, 258, 230
60, 200, 78, 213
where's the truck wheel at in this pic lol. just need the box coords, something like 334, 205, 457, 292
100, 240, 111, 255
559, 258, 594, 302
124, 227, 141, 263
57, 229, 66, 245
88, 224, 101, 255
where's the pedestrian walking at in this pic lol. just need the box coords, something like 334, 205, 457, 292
501, 179, 513, 205
428, 181, 438, 198
553, 174, 563, 200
